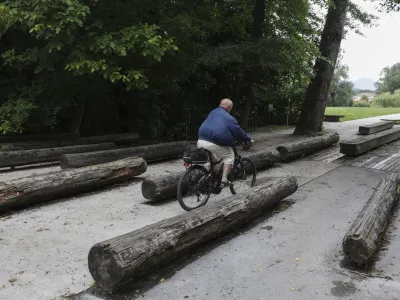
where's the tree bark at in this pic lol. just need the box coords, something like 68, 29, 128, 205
141, 172, 184, 201
0, 132, 139, 151
0, 157, 147, 214
342, 174, 399, 266
294, 0, 349, 135
141, 148, 279, 202
59, 141, 189, 169
276, 132, 339, 161
0, 142, 116, 168
246, 147, 280, 169
88, 176, 298, 291
240, 0, 266, 130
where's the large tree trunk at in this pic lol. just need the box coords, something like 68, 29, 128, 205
276, 132, 339, 161
0, 157, 147, 214
0, 132, 139, 151
240, 0, 266, 130
0, 142, 116, 168
294, 0, 349, 135
141, 148, 279, 202
342, 174, 399, 266
59, 141, 189, 169
69, 98, 85, 137
88, 176, 298, 291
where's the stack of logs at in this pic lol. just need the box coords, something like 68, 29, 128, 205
0, 131, 339, 215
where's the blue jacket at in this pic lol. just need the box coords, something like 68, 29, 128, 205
198, 106, 251, 147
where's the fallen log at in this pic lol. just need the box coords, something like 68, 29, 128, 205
0, 132, 139, 151
342, 173, 399, 266
141, 148, 280, 202
89, 176, 298, 291
246, 147, 280, 170
78, 132, 139, 146
59, 141, 189, 169
359, 121, 394, 135
340, 127, 400, 156
0, 143, 116, 168
0, 157, 147, 214
276, 132, 340, 161
0, 132, 74, 143
142, 172, 184, 201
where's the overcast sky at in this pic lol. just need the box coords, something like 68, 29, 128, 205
340, 0, 400, 82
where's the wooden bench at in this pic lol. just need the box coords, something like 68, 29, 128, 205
324, 115, 344, 122
340, 127, 400, 156
381, 118, 400, 124
359, 121, 394, 135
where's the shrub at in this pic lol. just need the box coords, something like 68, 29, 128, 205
352, 102, 370, 107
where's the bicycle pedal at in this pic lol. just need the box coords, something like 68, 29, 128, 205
212, 186, 222, 194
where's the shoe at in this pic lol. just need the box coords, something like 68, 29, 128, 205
219, 181, 232, 189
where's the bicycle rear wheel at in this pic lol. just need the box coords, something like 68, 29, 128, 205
229, 158, 256, 195
177, 165, 211, 211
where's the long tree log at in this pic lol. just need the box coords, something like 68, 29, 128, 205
0, 132, 139, 151
59, 141, 190, 169
141, 148, 280, 202
342, 173, 399, 266
0, 143, 116, 168
246, 147, 280, 170
0, 157, 147, 214
89, 176, 298, 291
294, 0, 349, 135
0, 132, 74, 143
276, 132, 340, 161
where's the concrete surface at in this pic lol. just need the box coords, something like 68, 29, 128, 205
1, 115, 400, 300
136, 166, 394, 300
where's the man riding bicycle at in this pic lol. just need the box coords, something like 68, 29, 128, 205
198, 98, 254, 188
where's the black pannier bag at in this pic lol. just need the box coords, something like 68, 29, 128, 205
183, 149, 209, 164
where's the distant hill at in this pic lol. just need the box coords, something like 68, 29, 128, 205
352, 78, 376, 91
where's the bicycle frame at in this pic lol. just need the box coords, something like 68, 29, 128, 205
185, 144, 249, 192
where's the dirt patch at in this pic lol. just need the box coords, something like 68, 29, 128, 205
331, 281, 358, 297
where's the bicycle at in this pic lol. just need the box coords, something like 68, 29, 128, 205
177, 142, 256, 211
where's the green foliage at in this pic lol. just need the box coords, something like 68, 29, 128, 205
0, 99, 36, 134
374, 90, 400, 107
352, 101, 371, 107
0, 0, 362, 136
327, 61, 355, 107
376, 0, 400, 12
376, 62, 400, 94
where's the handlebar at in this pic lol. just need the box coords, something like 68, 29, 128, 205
234, 140, 254, 151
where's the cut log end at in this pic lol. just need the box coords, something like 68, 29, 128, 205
88, 244, 123, 290
342, 236, 370, 266
276, 146, 289, 161
141, 180, 157, 200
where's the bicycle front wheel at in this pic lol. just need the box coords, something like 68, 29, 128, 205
177, 165, 211, 211
229, 158, 256, 195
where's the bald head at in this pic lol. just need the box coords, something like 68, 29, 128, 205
220, 98, 233, 113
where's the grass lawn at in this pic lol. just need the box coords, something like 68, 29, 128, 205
325, 107, 400, 121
